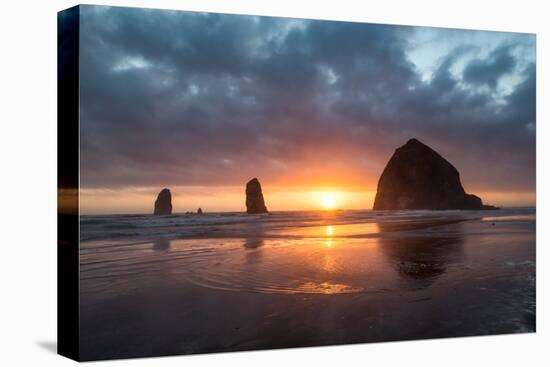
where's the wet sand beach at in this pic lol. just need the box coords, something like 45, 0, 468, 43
79, 209, 535, 360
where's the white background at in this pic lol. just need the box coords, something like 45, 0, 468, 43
0, 0, 547, 366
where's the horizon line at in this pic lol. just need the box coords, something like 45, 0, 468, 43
78, 206, 536, 216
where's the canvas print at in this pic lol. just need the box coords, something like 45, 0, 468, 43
58, 4, 536, 361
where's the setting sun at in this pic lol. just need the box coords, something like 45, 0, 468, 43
321, 193, 337, 210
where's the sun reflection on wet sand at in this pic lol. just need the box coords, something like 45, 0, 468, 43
299, 281, 363, 294
276, 222, 380, 238
325, 225, 334, 247
80, 214, 536, 298
80, 219, 480, 296
180, 235, 389, 295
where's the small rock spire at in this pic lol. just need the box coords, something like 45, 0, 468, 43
245, 178, 268, 214
154, 188, 172, 215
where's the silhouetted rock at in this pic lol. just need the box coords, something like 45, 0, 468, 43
246, 178, 268, 214
373, 139, 497, 210
153, 188, 172, 215
197, 208, 203, 214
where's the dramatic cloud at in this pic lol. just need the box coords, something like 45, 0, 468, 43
79, 5, 536, 195
463, 45, 516, 89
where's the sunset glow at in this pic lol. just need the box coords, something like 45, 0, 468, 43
321, 193, 337, 210
76, 7, 536, 215
78, 186, 536, 215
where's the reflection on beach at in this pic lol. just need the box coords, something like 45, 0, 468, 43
275, 222, 380, 238
243, 226, 265, 265
244, 237, 265, 249
152, 239, 171, 252
79, 212, 535, 299
81, 220, 470, 295
243, 221, 267, 249
377, 221, 465, 284
79, 209, 536, 359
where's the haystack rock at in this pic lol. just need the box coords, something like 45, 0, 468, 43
246, 178, 268, 214
373, 139, 497, 210
153, 188, 172, 215
197, 208, 203, 214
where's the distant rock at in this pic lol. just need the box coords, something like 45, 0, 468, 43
246, 178, 268, 214
153, 188, 172, 215
373, 138, 497, 210
197, 207, 203, 214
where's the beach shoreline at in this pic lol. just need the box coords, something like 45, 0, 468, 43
79, 209, 535, 360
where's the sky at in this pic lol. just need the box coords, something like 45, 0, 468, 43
78, 5, 536, 214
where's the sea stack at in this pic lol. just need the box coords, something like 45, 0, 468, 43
153, 188, 172, 215
246, 178, 268, 214
197, 208, 203, 214
373, 138, 497, 210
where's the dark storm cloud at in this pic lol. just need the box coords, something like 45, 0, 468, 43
79, 5, 536, 192
463, 45, 517, 89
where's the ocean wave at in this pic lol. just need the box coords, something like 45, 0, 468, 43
80, 208, 534, 242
